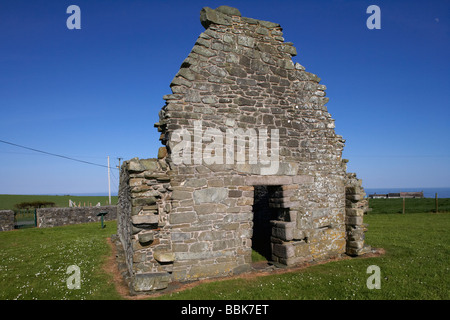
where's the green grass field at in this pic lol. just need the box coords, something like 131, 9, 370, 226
0, 194, 118, 211
368, 197, 450, 214
0, 197, 449, 300
0, 221, 122, 300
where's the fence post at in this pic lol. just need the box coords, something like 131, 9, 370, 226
34, 208, 37, 227
402, 197, 405, 214
435, 193, 438, 213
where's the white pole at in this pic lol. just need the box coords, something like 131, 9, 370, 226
108, 156, 111, 205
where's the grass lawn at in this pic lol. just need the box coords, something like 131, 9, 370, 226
0, 202, 449, 300
0, 221, 122, 300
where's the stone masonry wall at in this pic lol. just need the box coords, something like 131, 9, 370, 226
117, 6, 369, 293
0, 210, 14, 232
345, 171, 371, 256
37, 206, 117, 228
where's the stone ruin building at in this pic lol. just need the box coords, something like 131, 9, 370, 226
115, 5, 370, 294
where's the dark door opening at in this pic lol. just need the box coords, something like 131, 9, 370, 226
252, 185, 278, 261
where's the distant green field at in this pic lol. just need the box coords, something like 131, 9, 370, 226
0, 196, 449, 300
0, 194, 118, 211
368, 198, 450, 214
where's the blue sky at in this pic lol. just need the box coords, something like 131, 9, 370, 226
0, 0, 449, 194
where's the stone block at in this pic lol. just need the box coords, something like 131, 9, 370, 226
188, 262, 235, 279
132, 214, 159, 225
345, 208, 364, 216
130, 185, 152, 194
237, 35, 255, 48
171, 232, 191, 242
192, 45, 216, 57
175, 251, 228, 261
346, 225, 366, 241
347, 244, 371, 256
277, 162, 298, 175
228, 190, 242, 198
345, 216, 363, 226
131, 197, 157, 207
190, 241, 209, 253
138, 231, 154, 244
131, 189, 159, 198
185, 178, 208, 188
236, 197, 253, 206
194, 204, 216, 215
292, 175, 314, 184
245, 175, 293, 186
208, 179, 225, 187
140, 159, 158, 171
171, 190, 192, 200
271, 221, 295, 241
215, 5, 241, 17
198, 230, 226, 241
232, 264, 251, 275
347, 240, 364, 251
131, 207, 142, 216
293, 241, 310, 257
235, 164, 262, 175
346, 194, 363, 201
153, 251, 175, 263
193, 187, 228, 204
169, 211, 197, 224
272, 242, 294, 259
200, 6, 233, 29
129, 178, 143, 187
132, 273, 171, 292
127, 159, 145, 172
157, 147, 167, 159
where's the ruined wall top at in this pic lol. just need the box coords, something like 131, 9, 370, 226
200, 6, 281, 30
154, 5, 344, 177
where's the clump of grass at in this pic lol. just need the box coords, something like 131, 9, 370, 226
251, 249, 268, 263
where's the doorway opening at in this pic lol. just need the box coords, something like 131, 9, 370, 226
251, 185, 279, 261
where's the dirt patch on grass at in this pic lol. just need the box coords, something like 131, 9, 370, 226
103, 237, 148, 300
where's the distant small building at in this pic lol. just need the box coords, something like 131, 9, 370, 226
400, 192, 424, 198
368, 191, 424, 199
369, 193, 388, 199
388, 193, 401, 198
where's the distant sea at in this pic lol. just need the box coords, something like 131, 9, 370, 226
33, 189, 450, 199
40, 193, 119, 197
364, 187, 450, 198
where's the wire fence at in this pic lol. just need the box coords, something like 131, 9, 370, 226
368, 196, 450, 214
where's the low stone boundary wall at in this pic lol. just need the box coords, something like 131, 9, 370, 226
0, 210, 14, 231
37, 206, 117, 228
